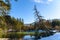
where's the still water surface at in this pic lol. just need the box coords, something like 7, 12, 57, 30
41, 32, 60, 40
23, 32, 60, 40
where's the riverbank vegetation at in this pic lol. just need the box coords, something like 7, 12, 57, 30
0, 15, 60, 38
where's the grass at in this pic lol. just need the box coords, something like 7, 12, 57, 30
17, 32, 35, 35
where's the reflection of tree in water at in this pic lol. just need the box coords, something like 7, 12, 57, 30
34, 5, 55, 40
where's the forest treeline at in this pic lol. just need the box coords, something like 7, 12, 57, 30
24, 19, 60, 31
0, 15, 60, 32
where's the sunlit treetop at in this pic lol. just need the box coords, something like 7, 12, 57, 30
0, 0, 18, 10
0, 0, 10, 10
0, 0, 18, 16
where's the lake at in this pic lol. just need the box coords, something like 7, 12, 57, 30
23, 32, 60, 40
0, 32, 60, 40
41, 32, 60, 40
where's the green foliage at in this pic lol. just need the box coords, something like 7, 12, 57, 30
0, 15, 24, 38
0, 28, 4, 38
6, 32, 25, 38
52, 19, 60, 27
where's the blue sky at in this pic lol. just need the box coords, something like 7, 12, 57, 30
9, 0, 60, 24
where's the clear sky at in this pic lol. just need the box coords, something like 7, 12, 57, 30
9, 0, 60, 24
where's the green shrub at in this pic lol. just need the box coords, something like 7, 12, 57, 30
6, 32, 25, 38
0, 28, 4, 38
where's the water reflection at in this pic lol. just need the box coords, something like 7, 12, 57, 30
23, 32, 60, 40
23, 35, 34, 40
6, 32, 60, 40
41, 32, 60, 40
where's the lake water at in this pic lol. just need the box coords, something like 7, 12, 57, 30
23, 32, 60, 40
41, 32, 60, 40
0, 32, 59, 40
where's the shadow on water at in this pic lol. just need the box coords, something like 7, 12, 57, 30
34, 31, 56, 40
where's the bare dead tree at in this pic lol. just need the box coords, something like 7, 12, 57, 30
34, 5, 53, 40
34, 5, 43, 40
34, 5, 50, 31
